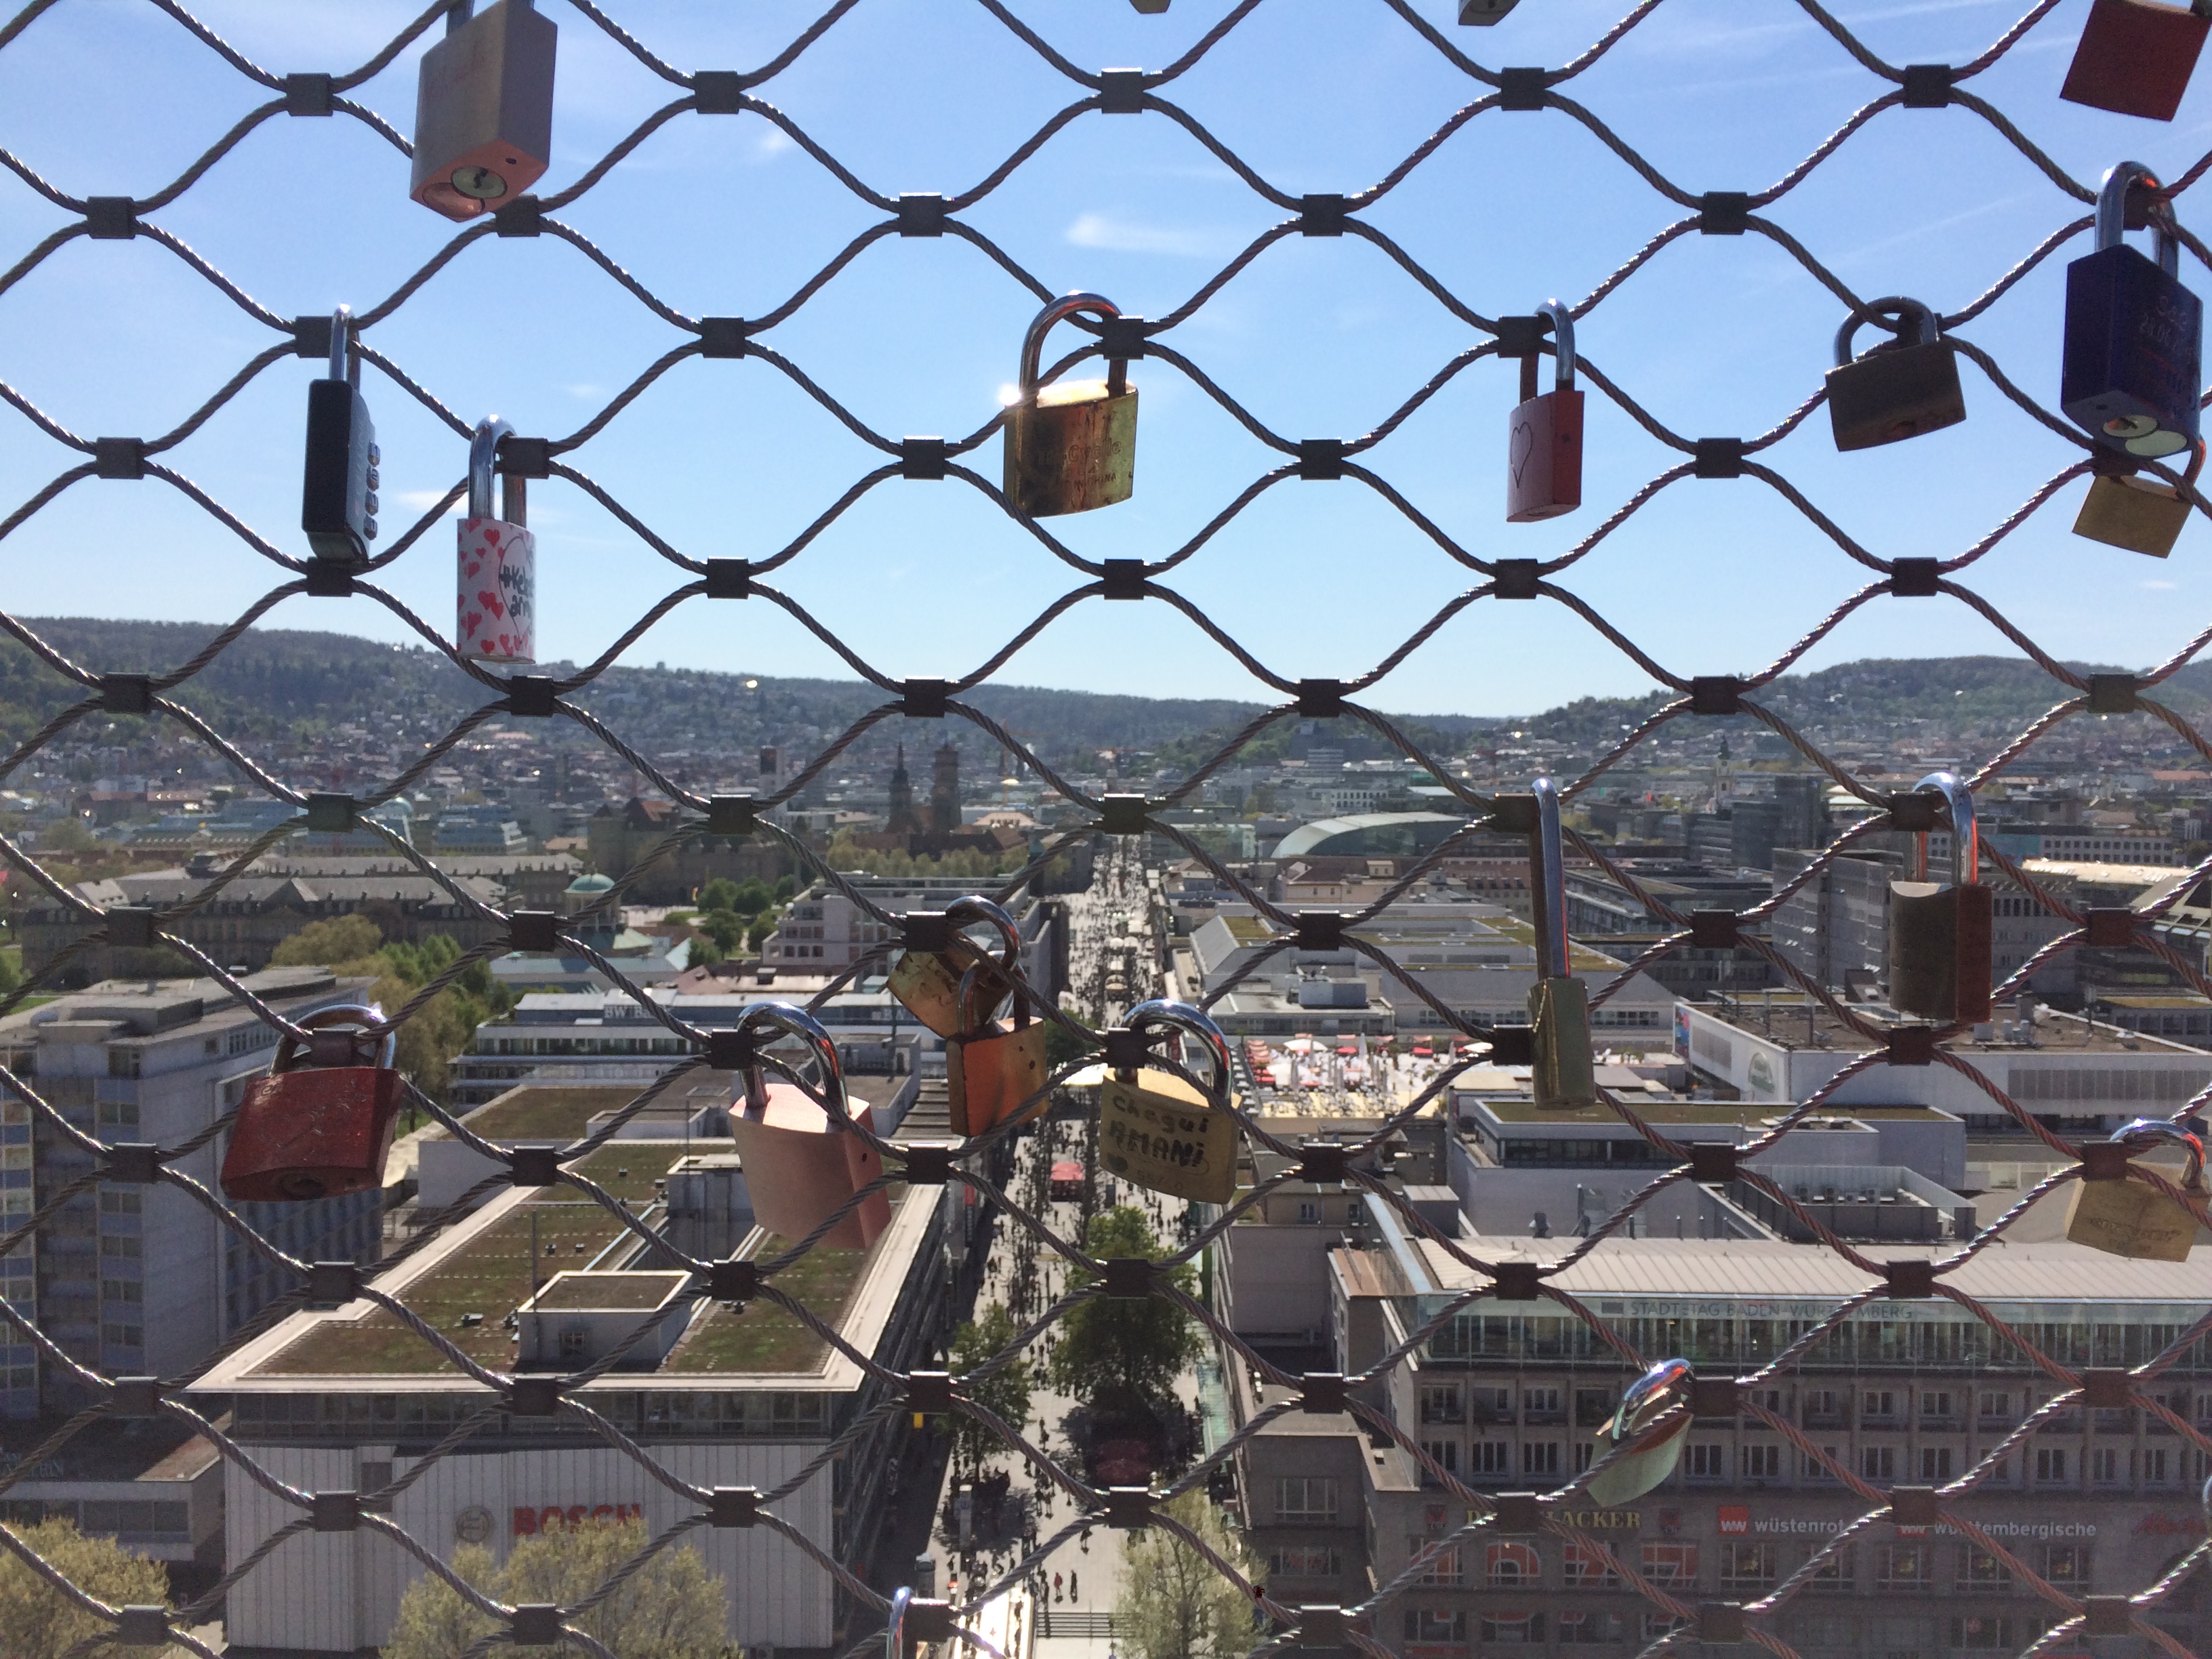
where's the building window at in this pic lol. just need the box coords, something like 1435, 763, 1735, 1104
1471, 1441, 1509, 1476
1563, 1540, 1620, 1588
1276, 1477, 1336, 1523
1419, 1385, 1462, 1424
1523, 1386, 1561, 1418
1806, 1542, 1853, 1592
97, 1190, 141, 1215
2142, 1447, 2171, 1484
106, 1050, 140, 1079
1269, 1547, 1341, 1579
1862, 1389, 1897, 1421
1860, 1446, 1896, 1481
1957, 1549, 2010, 1590
1479, 1614, 1544, 1644
1950, 1616, 2015, 1652
1521, 1440, 1559, 1476
1556, 1613, 1620, 1646
1418, 1440, 1456, 1481
1686, 1442, 1727, 1480
1743, 1443, 1781, 1480
2089, 1446, 2122, 1484
1719, 1542, 1777, 1591
558, 1329, 587, 1358
1486, 1541, 1538, 1589
2040, 1543, 2091, 1587
1406, 1542, 1459, 1586
1802, 1444, 1842, 1483
1918, 1446, 1952, 1481
1918, 1389, 1954, 1420
2034, 1447, 2069, 1484
1873, 1543, 1928, 1591
1402, 1610, 1465, 1643
1641, 1542, 1698, 1588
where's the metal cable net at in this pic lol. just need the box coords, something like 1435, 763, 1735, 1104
0, 0, 2208, 1656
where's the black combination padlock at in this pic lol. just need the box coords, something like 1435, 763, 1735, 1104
2062, 161, 2203, 462
300, 306, 377, 567
1887, 771, 1993, 1026
1826, 297, 1965, 452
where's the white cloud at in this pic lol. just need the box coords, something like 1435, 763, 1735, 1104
1065, 212, 1233, 258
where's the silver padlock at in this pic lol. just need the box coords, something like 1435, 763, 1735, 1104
457, 416, 535, 665
1586, 1359, 1693, 1506
411, 0, 558, 221
1529, 777, 1595, 1107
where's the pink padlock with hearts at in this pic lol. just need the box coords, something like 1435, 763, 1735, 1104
458, 416, 535, 665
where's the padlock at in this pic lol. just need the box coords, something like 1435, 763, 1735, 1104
1826, 297, 1965, 451
1097, 1000, 1238, 1205
722, 1004, 889, 1250
1002, 292, 1136, 517
2063, 161, 2203, 461
887, 895, 1019, 1038
220, 1005, 402, 1202
1506, 300, 1584, 521
1887, 771, 1993, 1025
2066, 1118, 2207, 1261
301, 306, 378, 567
1528, 777, 1596, 1106
1458, 0, 1519, 19
2074, 439, 2202, 556
1586, 1359, 1693, 1507
945, 966, 1050, 1138
411, 0, 558, 221
2061, 0, 2211, 122
457, 416, 536, 665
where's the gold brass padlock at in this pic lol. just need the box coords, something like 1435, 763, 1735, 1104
1887, 771, 1992, 1025
2074, 442, 2200, 557
888, 895, 1019, 1039
945, 965, 1050, 1137
1002, 292, 1137, 517
2066, 1118, 2207, 1261
1529, 777, 1597, 1107
1097, 1000, 1238, 1205
1586, 1359, 1693, 1507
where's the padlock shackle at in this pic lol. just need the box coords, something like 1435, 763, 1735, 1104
886, 1586, 912, 1659
2097, 161, 2180, 278
954, 960, 1018, 1039
327, 306, 357, 389
1018, 292, 1123, 399
732, 1001, 846, 1124
1910, 770, 1978, 888
271, 1003, 396, 1074
1124, 998, 1232, 1100
2112, 1115, 2205, 1187
1531, 776, 1571, 981
1609, 1357, 1692, 1450
1536, 299, 1576, 392
1833, 295, 1938, 367
469, 417, 516, 522
945, 894, 1022, 973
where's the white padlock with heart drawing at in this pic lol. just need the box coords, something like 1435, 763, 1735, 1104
457, 415, 535, 665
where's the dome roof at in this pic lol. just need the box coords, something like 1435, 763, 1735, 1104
565, 872, 616, 895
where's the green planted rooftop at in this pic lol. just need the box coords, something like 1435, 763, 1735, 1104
662, 1192, 905, 1376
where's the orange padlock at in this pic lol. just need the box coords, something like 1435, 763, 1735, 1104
1506, 300, 1584, 523
724, 1004, 889, 1250
220, 1005, 403, 1202
887, 895, 1020, 1039
945, 966, 1050, 1138
2061, 0, 2211, 123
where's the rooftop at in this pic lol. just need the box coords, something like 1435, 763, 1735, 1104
1695, 994, 2202, 1057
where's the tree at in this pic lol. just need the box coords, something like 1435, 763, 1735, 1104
0, 1517, 171, 1659
1113, 1490, 1259, 1659
949, 1301, 1032, 1473
384, 1517, 725, 1659
695, 909, 747, 958
1047, 1206, 1201, 1406
270, 913, 385, 968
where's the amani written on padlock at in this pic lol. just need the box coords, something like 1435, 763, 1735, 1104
1002, 291, 1136, 517
2074, 438, 2202, 557
2066, 1117, 2209, 1261
220, 1006, 403, 1202
1826, 297, 1965, 452
411, 0, 557, 221
1586, 1359, 1694, 1507
458, 416, 535, 665
1096, 1000, 1239, 1206
723, 1003, 890, 1250
887, 895, 1021, 1039
300, 307, 378, 567
2063, 161, 2204, 462
1504, 300, 1583, 522
2061, 0, 2212, 123
1887, 771, 1993, 1025
1526, 777, 1597, 1107
945, 964, 1050, 1138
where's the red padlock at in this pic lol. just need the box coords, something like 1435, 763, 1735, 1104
1505, 299, 1583, 522
220, 1006, 403, 1202
2060, 0, 2211, 123
723, 1004, 890, 1251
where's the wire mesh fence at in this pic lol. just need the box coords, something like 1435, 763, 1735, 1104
0, 1, 2210, 1657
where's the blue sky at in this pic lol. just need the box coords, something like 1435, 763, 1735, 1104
2, 0, 2208, 718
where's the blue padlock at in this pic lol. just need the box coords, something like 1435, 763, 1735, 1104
2062, 161, 2202, 461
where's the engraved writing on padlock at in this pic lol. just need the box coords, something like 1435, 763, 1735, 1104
1003, 293, 1136, 517
458, 416, 536, 665
302, 307, 379, 567
2061, 0, 2211, 123
945, 966, 1050, 1137
1826, 297, 1965, 451
722, 1004, 889, 1250
1505, 300, 1584, 522
2074, 442, 2201, 557
1586, 1359, 1692, 1508
1095, 1000, 1238, 1205
411, 0, 558, 221
888, 897, 1019, 1039
1528, 777, 1597, 1106
1887, 771, 1992, 1025
220, 1005, 403, 1202
2066, 1119, 2207, 1261
2064, 161, 2203, 461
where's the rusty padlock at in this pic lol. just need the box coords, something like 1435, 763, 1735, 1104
1826, 297, 1965, 451
2061, 0, 2212, 123
459, 416, 536, 665
723, 1003, 889, 1250
1888, 771, 1993, 1025
888, 895, 1019, 1038
411, 0, 558, 221
1586, 1358, 1694, 1507
1505, 300, 1583, 522
945, 966, 1050, 1138
2074, 438, 2202, 556
1002, 292, 1136, 516
1097, 1000, 1238, 1205
2066, 1118, 2207, 1261
220, 1005, 403, 1202
1528, 777, 1596, 1106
